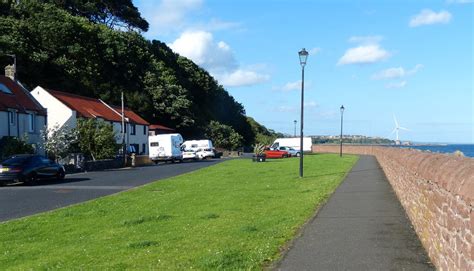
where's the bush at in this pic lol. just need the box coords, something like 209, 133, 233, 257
205, 121, 243, 150
0, 136, 34, 160
77, 119, 118, 161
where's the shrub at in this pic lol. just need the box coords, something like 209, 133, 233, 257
0, 136, 34, 159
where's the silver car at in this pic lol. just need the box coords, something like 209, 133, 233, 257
278, 146, 300, 157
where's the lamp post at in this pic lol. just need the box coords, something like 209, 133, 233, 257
340, 105, 345, 157
298, 48, 308, 178
293, 120, 297, 137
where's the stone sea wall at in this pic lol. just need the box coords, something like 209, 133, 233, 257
312, 145, 473, 270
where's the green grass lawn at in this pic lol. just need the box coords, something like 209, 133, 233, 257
0, 154, 357, 270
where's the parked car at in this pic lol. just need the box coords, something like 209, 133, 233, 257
181, 139, 214, 153
196, 148, 215, 160
182, 149, 198, 160
277, 146, 300, 157
0, 154, 66, 185
264, 148, 289, 159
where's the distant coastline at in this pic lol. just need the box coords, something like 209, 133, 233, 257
316, 143, 474, 158
390, 144, 474, 158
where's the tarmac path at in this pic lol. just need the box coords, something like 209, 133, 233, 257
276, 155, 434, 270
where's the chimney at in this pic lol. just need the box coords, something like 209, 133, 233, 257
5, 64, 15, 80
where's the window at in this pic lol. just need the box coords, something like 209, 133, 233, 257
8, 111, 15, 125
28, 113, 35, 132
122, 123, 127, 133
150, 142, 159, 147
143, 125, 147, 135
129, 144, 139, 153
130, 124, 136, 135
142, 143, 146, 154
0, 83, 12, 94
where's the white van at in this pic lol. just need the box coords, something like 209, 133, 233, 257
181, 140, 215, 159
271, 137, 312, 152
149, 133, 184, 164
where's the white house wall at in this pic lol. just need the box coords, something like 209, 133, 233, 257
111, 122, 149, 155
31, 86, 77, 130
0, 110, 45, 155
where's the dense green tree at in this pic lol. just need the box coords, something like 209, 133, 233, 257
0, 0, 270, 149
246, 117, 283, 146
45, 0, 149, 31
205, 121, 243, 150
76, 119, 117, 160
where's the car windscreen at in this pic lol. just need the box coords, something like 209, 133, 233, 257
1, 156, 30, 166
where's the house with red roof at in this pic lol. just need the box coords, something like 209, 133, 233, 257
31, 86, 150, 155
149, 124, 175, 135
0, 74, 46, 154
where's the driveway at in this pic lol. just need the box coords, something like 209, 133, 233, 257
0, 159, 223, 222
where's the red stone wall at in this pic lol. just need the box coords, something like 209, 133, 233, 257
313, 145, 473, 270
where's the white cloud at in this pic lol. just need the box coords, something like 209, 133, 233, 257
169, 31, 237, 72
348, 35, 383, 44
275, 106, 296, 113
373, 67, 405, 80
192, 18, 242, 32
446, 0, 473, 4
218, 69, 270, 87
409, 9, 452, 27
338, 44, 391, 65
273, 101, 318, 113
309, 47, 321, 55
386, 81, 407, 89
169, 30, 269, 87
372, 64, 424, 80
141, 0, 203, 35
304, 101, 319, 108
279, 80, 301, 92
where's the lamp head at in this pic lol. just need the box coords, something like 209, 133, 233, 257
340, 105, 345, 113
298, 48, 309, 67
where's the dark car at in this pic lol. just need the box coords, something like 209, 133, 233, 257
0, 155, 66, 185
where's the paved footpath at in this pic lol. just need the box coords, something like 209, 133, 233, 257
276, 155, 434, 271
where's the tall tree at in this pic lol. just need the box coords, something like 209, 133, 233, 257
0, 1, 267, 149
46, 0, 149, 31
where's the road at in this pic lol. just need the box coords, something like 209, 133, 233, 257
0, 159, 222, 222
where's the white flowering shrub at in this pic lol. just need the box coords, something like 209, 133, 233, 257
41, 124, 78, 161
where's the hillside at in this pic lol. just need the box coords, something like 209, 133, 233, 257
0, 0, 274, 147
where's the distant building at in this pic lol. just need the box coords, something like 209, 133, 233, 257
0, 73, 46, 155
31, 86, 150, 155
148, 124, 175, 136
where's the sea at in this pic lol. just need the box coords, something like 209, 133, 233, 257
392, 144, 474, 158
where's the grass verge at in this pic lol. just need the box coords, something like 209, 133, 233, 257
0, 154, 357, 270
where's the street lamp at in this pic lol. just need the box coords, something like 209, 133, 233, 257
298, 48, 308, 178
340, 105, 345, 157
293, 120, 297, 137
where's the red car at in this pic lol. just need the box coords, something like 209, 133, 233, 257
264, 148, 289, 159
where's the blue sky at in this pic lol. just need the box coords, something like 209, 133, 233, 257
134, 0, 473, 143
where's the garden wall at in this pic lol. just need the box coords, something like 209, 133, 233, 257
313, 145, 473, 270
84, 158, 123, 171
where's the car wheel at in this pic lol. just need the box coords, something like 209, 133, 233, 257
24, 173, 38, 186
296, 152, 301, 157
56, 170, 66, 180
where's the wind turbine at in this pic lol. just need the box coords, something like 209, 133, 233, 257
391, 115, 409, 144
